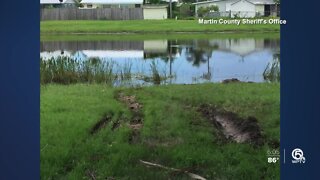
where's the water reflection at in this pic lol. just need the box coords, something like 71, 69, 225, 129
40, 38, 280, 85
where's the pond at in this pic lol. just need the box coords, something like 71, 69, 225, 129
40, 36, 280, 85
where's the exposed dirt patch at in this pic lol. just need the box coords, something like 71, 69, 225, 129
267, 139, 280, 149
197, 104, 264, 146
90, 114, 112, 135
118, 94, 143, 112
129, 123, 143, 130
128, 130, 141, 144
117, 92, 144, 144
222, 78, 240, 84
222, 78, 255, 84
111, 119, 121, 131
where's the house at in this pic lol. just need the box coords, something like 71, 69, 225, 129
80, 0, 143, 9
143, 5, 168, 20
193, 0, 279, 18
143, 0, 180, 19
144, 0, 179, 3
40, 0, 75, 8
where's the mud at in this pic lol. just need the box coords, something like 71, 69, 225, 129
118, 94, 143, 112
90, 114, 113, 135
198, 104, 264, 146
222, 78, 255, 84
128, 130, 141, 144
222, 78, 240, 83
117, 92, 144, 144
267, 139, 280, 148
111, 119, 121, 131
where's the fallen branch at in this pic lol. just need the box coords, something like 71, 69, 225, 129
139, 160, 206, 180
86, 169, 96, 180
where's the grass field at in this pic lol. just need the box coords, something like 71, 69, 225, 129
41, 83, 280, 179
40, 20, 280, 34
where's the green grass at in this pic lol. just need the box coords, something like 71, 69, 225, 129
41, 83, 280, 179
41, 20, 280, 34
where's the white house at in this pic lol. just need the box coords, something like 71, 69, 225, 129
143, 5, 168, 20
193, 0, 278, 18
144, 0, 179, 3
40, 0, 75, 8
40, 0, 74, 4
80, 0, 143, 9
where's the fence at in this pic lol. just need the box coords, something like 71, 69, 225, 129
40, 8, 143, 21
40, 41, 144, 51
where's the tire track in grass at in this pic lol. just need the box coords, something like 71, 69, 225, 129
117, 91, 144, 144
90, 113, 113, 135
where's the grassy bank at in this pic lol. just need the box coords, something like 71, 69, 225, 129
41, 32, 280, 41
41, 83, 280, 179
41, 20, 280, 34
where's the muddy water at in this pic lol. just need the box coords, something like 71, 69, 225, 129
40, 37, 280, 85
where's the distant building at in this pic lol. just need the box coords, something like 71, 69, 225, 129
143, 0, 179, 20
40, 0, 75, 8
143, 5, 168, 20
144, 0, 179, 3
193, 0, 279, 18
80, 0, 143, 9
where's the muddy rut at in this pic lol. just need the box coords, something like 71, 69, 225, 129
117, 92, 144, 144
198, 104, 264, 146
89, 91, 143, 144
90, 114, 113, 135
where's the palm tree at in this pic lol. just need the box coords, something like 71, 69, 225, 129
161, 40, 179, 79
186, 47, 207, 66
73, 0, 83, 8
169, 0, 173, 18
273, 0, 280, 16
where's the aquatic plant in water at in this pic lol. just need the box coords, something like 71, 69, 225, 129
263, 53, 280, 82
40, 57, 115, 85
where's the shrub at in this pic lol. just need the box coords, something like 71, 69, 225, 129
198, 5, 219, 17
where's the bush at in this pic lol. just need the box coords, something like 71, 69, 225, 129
179, 3, 195, 17
198, 5, 219, 17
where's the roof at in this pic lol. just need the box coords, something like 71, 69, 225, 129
40, 0, 74, 4
192, 0, 228, 5
247, 0, 275, 5
162, 0, 179, 2
230, 0, 253, 5
143, 5, 168, 9
80, 0, 143, 4
193, 0, 274, 5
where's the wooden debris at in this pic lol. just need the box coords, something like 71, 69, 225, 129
139, 160, 206, 180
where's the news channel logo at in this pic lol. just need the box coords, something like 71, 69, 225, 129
267, 148, 306, 164
291, 148, 306, 164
